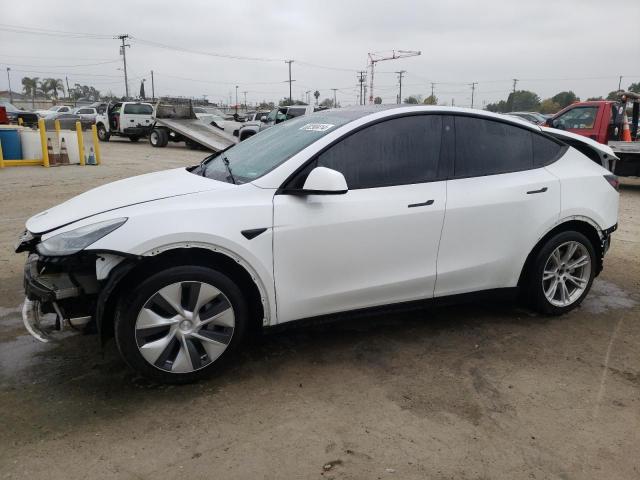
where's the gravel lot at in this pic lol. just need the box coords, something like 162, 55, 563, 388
1, 138, 639, 479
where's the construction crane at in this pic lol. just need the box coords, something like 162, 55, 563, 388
367, 50, 421, 104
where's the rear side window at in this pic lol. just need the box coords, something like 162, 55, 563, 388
532, 133, 564, 167
315, 115, 443, 189
123, 104, 153, 115
454, 116, 533, 177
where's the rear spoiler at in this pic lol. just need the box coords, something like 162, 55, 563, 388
541, 126, 618, 172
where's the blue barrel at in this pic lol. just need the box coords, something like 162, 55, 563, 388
0, 129, 23, 160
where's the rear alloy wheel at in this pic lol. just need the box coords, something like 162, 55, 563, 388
528, 231, 595, 315
115, 266, 247, 383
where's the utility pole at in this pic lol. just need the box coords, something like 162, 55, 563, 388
242, 91, 247, 111
285, 60, 294, 104
396, 70, 406, 104
305, 90, 311, 105
357, 71, 366, 105
430, 82, 435, 99
512, 78, 518, 93
331, 88, 338, 108
470, 82, 477, 108
235, 85, 239, 114
618, 75, 623, 91
116, 34, 130, 98
151, 70, 155, 101
65, 76, 71, 101
6, 67, 12, 103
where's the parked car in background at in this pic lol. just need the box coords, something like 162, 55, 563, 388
193, 107, 244, 137
17, 105, 618, 383
34, 105, 72, 118
0, 100, 39, 126
72, 106, 98, 122
44, 113, 93, 130
95, 101, 154, 142
237, 104, 327, 141
507, 111, 547, 125
245, 110, 270, 122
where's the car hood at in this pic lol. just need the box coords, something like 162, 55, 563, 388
26, 167, 233, 234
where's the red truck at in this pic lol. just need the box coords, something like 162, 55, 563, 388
545, 93, 640, 176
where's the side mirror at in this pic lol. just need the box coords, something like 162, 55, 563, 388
260, 115, 267, 122
298, 167, 348, 195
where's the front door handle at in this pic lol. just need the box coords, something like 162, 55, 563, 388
408, 200, 434, 208
527, 187, 548, 195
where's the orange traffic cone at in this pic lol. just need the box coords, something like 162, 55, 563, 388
621, 114, 632, 142
59, 138, 70, 165
46, 137, 58, 166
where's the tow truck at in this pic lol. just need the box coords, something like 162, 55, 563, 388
545, 91, 640, 176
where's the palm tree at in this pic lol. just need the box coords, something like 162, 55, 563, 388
21, 77, 39, 107
42, 78, 64, 99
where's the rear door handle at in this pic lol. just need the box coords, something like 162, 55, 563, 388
408, 200, 434, 208
526, 187, 548, 194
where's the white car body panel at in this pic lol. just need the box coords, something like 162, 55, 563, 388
273, 181, 447, 323
435, 167, 560, 297
544, 148, 618, 230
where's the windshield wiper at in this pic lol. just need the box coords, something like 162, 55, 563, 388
221, 156, 236, 184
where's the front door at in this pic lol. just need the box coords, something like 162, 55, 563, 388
273, 114, 448, 323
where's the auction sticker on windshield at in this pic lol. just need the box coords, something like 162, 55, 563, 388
300, 123, 334, 132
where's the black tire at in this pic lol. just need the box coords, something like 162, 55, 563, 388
114, 266, 249, 384
526, 230, 596, 315
129, 136, 140, 143
149, 128, 168, 148
239, 131, 255, 142
97, 124, 110, 142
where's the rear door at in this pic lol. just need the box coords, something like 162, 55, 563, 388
273, 114, 448, 323
435, 116, 563, 297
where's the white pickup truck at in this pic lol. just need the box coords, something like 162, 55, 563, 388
95, 102, 154, 142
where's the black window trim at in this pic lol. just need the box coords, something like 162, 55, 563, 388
277, 111, 567, 193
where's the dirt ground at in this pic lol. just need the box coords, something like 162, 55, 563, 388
0, 138, 639, 479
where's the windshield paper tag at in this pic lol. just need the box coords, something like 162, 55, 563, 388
300, 123, 334, 132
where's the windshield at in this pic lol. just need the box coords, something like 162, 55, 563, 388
201, 111, 358, 184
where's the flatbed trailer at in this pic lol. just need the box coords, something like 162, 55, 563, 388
149, 100, 236, 151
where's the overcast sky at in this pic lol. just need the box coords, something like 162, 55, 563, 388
1, 0, 639, 107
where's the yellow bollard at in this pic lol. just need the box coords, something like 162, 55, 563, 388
54, 119, 61, 138
17, 117, 23, 126
38, 118, 50, 168
0, 139, 4, 169
76, 122, 85, 166
91, 124, 101, 165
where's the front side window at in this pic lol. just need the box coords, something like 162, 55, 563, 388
201, 112, 360, 184
555, 106, 598, 129
454, 116, 533, 177
314, 115, 443, 189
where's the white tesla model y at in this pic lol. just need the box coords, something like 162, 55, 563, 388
16, 106, 619, 383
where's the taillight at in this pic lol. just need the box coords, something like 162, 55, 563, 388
604, 174, 620, 191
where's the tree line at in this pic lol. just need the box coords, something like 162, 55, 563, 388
19, 76, 101, 103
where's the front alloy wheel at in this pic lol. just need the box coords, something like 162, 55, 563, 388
135, 281, 235, 373
115, 266, 247, 383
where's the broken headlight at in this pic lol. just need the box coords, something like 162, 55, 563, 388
37, 218, 127, 256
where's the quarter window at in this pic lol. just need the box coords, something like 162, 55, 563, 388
532, 133, 564, 167
454, 116, 533, 177
315, 115, 443, 189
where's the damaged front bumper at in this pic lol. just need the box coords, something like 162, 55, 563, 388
21, 251, 123, 342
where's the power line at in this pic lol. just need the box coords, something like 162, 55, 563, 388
0, 59, 120, 68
